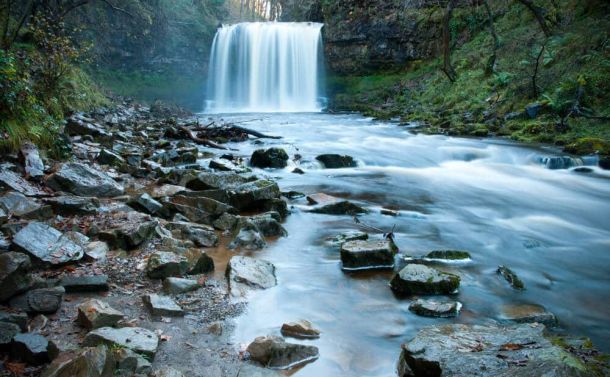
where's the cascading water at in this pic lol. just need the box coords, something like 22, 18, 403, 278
205, 22, 325, 113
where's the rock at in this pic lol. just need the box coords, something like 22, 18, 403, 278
247, 212, 287, 237
210, 158, 247, 172
390, 264, 460, 296
142, 294, 183, 317
340, 239, 397, 270
0, 192, 51, 219
59, 275, 109, 293
226, 256, 276, 296
261, 198, 289, 219
165, 221, 219, 247
13, 222, 84, 265
0, 251, 32, 301
291, 167, 305, 175
500, 304, 557, 326
281, 320, 321, 339
397, 323, 595, 377
497, 265, 525, 290
310, 200, 367, 215
63, 231, 89, 247
148, 184, 187, 199
163, 277, 200, 294
237, 364, 283, 377
83, 327, 159, 357
188, 252, 215, 274
46, 163, 124, 197
0, 322, 21, 349
424, 250, 471, 261
246, 336, 319, 369
9, 287, 65, 314
207, 322, 223, 336
151, 367, 186, 377
12, 333, 58, 365
250, 148, 289, 168
315, 154, 357, 168
0, 165, 45, 196
66, 115, 112, 139
184, 172, 252, 191
113, 347, 152, 376
599, 156, 610, 170
282, 191, 305, 199
228, 221, 267, 250
408, 299, 461, 318
97, 149, 125, 167
19, 142, 45, 179
146, 252, 189, 279
129, 193, 163, 215
152, 148, 197, 167
77, 299, 124, 329
84, 241, 109, 261
172, 195, 237, 217
381, 208, 399, 216
0, 309, 28, 331
539, 156, 583, 170
41, 345, 116, 377
229, 180, 281, 210
43, 196, 99, 215
213, 212, 239, 231
332, 231, 368, 244
525, 102, 543, 118
98, 212, 157, 250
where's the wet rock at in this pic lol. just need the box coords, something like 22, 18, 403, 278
84, 241, 109, 261
237, 364, 282, 377
66, 115, 112, 139
0, 309, 28, 331
497, 265, 525, 290
46, 163, 124, 197
59, 275, 109, 293
113, 347, 152, 376
0, 165, 45, 196
229, 180, 282, 211
500, 304, 557, 327
291, 167, 305, 175
142, 294, 184, 317
213, 212, 239, 231
128, 193, 163, 215
310, 200, 367, 215
148, 184, 188, 199
226, 256, 276, 296
250, 148, 289, 168
228, 221, 267, 250
184, 172, 252, 191
19, 142, 45, 179
599, 156, 610, 170
0, 322, 21, 349
408, 299, 461, 318
77, 299, 124, 329
146, 251, 189, 279
425, 250, 471, 261
539, 156, 583, 170
315, 154, 357, 168
247, 212, 287, 237
0, 207, 6, 224
83, 327, 159, 357
165, 221, 219, 247
0, 251, 32, 301
0, 192, 51, 219
261, 198, 289, 219
12, 333, 59, 365
13, 222, 84, 265
281, 320, 321, 339
390, 264, 460, 296
98, 212, 157, 250
63, 231, 89, 248
397, 323, 594, 377
9, 287, 65, 314
282, 191, 305, 199
381, 208, 399, 216
152, 147, 197, 167
246, 336, 319, 369
332, 231, 368, 244
171, 195, 236, 217
210, 158, 248, 173
340, 239, 397, 271
41, 345, 116, 377
151, 367, 186, 377
97, 149, 125, 167
163, 277, 200, 294
43, 196, 99, 215
188, 252, 215, 274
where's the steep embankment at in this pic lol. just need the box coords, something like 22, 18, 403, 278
283, 0, 610, 165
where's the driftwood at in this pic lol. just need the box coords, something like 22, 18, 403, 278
230, 124, 282, 139
178, 125, 228, 150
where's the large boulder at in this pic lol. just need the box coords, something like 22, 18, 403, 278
41, 345, 116, 377
226, 256, 276, 296
340, 239, 397, 270
165, 221, 219, 247
228, 221, 267, 250
171, 195, 236, 217
46, 163, 124, 197
77, 299, 124, 329
408, 299, 461, 318
13, 222, 84, 265
315, 154, 357, 168
246, 212, 287, 237
0, 192, 51, 219
97, 212, 157, 250
0, 252, 32, 302
390, 264, 460, 296
83, 327, 159, 358
246, 335, 319, 369
60, 275, 109, 293
146, 252, 189, 279
250, 148, 289, 168
12, 333, 59, 365
65, 115, 112, 139
398, 323, 597, 377
183, 172, 252, 191
9, 287, 65, 314
0, 165, 45, 196
229, 180, 281, 211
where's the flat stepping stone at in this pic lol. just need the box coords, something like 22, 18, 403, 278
13, 222, 84, 265
77, 299, 124, 329
500, 304, 557, 326
281, 320, 321, 339
142, 294, 184, 317
424, 250, 471, 261
341, 239, 397, 270
163, 277, 200, 294
11, 333, 58, 365
60, 275, 109, 292
226, 256, 276, 297
390, 264, 460, 296
83, 327, 159, 357
246, 335, 319, 370
409, 299, 462, 318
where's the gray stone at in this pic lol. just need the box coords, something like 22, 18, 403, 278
0, 322, 21, 348
162, 277, 200, 294
226, 256, 276, 296
19, 142, 45, 179
500, 304, 557, 327
43, 196, 99, 215
228, 221, 267, 250
66, 115, 112, 139
46, 163, 124, 197
398, 323, 596, 377
250, 148, 289, 168
539, 156, 583, 170
409, 299, 461, 318
41, 345, 116, 377
340, 239, 397, 270
0, 165, 45, 196
213, 212, 239, 231
129, 193, 163, 215
0, 192, 51, 219
229, 180, 281, 210
0, 309, 28, 331
315, 154, 357, 168
13, 222, 84, 265
60, 275, 109, 293
77, 299, 124, 329
172, 195, 236, 216
390, 264, 460, 296
497, 265, 525, 290
142, 294, 183, 317
247, 212, 287, 237
146, 251, 189, 279
246, 336, 319, 369
332, 231, 368, 244
188, 252, 215, 275
0, 251, 32, 301
113, 347, 152, 376
281, 320, 321, 339
151, 367, 186, 377
210, 158, 248, 173
12, 333, 58, 365
97, 149, 125, 167
166, 221, 219, 247
83, 327, 159, 357
237, 364, 282, 377
184, 172, 252, 191
84, 241, 109, 261
9, 286, 65, 314
98, 212, 157, 250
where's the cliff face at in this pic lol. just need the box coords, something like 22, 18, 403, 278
281, 0, 446, 74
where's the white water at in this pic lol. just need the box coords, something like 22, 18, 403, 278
205, 22, 325, 113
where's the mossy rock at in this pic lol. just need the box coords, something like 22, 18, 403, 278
564, 138, 610, 156
425, 250, 471, 260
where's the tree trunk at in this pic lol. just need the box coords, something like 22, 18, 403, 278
516, 0, 552, 36
482, 0, 499, 75
441, 0, 458, 82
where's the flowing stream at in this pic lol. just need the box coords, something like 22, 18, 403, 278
203, 112, 610, 377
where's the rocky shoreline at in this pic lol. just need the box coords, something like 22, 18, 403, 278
0, 101, 608, 377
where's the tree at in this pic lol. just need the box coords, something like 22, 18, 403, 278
441, 0, 458, 82
516, 0, 552, 36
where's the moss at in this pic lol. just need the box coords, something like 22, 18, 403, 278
426, 250, 471, 260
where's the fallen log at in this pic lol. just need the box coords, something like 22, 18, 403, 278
231, 125, 282, 139
178, 125, 228, 150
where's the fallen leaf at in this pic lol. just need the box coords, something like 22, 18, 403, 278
500, 343, 524, 351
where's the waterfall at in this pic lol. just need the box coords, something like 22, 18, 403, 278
205, 22, 325, 113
